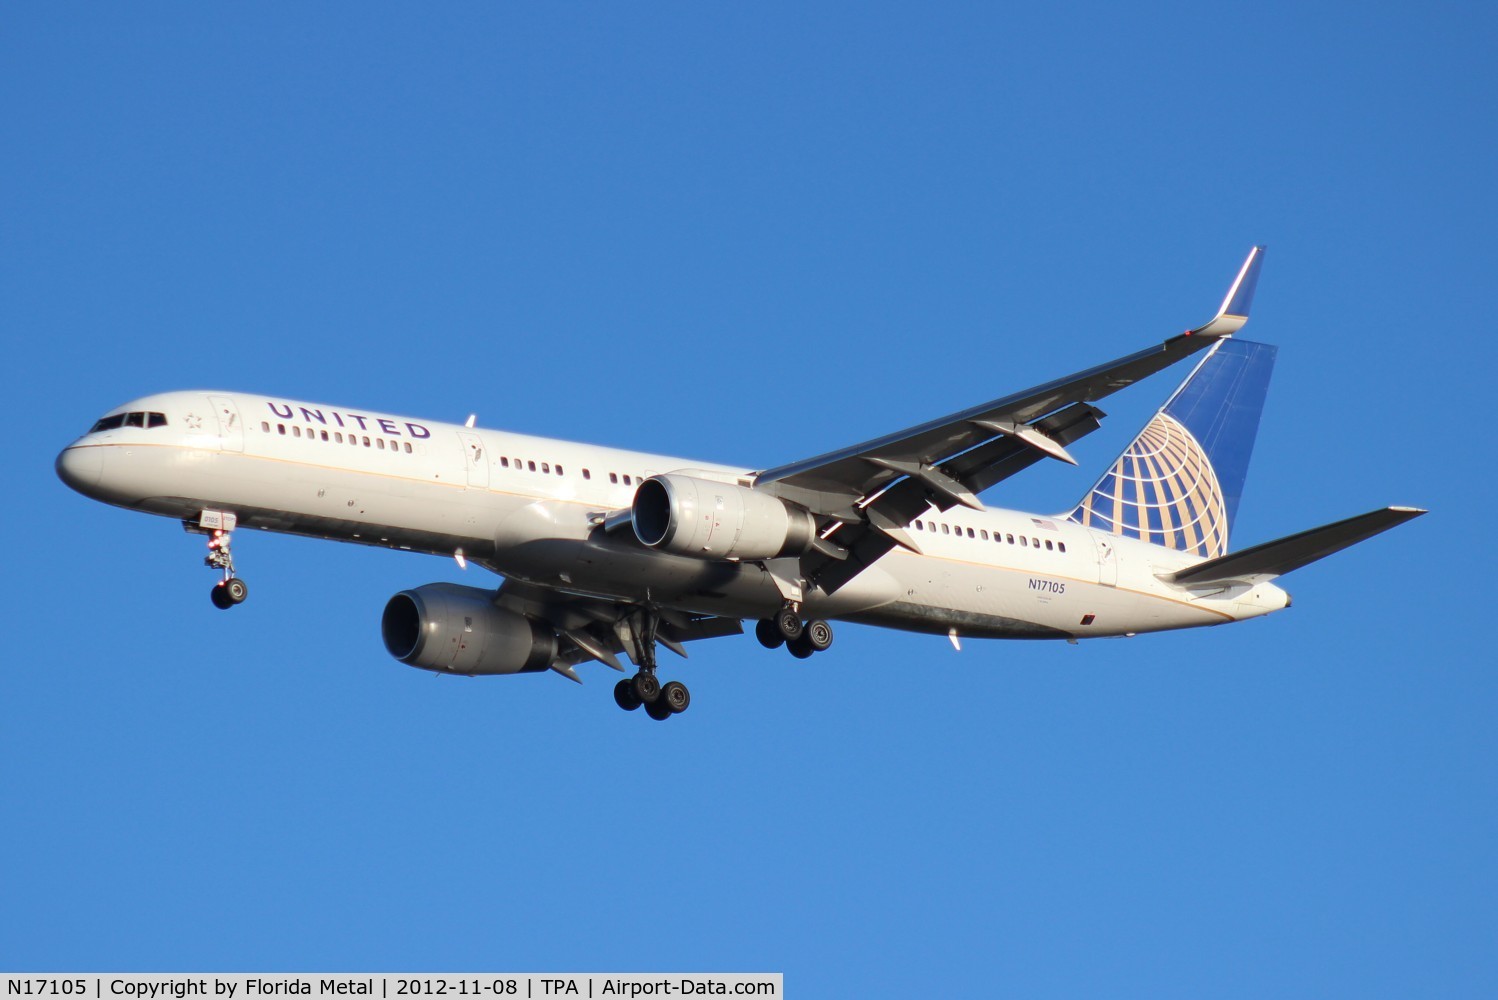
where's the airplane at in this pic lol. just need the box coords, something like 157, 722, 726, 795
56, 248, 1424, 719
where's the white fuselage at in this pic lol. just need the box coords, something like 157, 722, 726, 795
56, 391, 1291, 641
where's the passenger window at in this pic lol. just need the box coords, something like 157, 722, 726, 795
403, 442, 412, 453
293, 426, 302, 438
624, 475, 633, 486
124, 412, 145, 428
377, 439, 385, 450
278, 424, 286, 435
528, 461, 536, 472
941, 524, 950, 535
321, 430, 330, 441
556, 465, 564, 475
966, 528, 975, 539
583, 469, 591, 480
1032, 537, 1040, 548
1020, 536, 1027, 547
501, 457, 509, 468
914, 520, 922, 530
261, 421, 271, 433
1006, 534, 1014, 544
1045, 540, 1054, 551
609, 473, 619, 484
541, 462, 550, 474
335, 432, 343, 443
980, 530, 988, 540
362, 436, 370, 447
1059, 542, 1066, 553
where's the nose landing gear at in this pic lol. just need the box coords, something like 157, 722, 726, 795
204, 527, 248, 610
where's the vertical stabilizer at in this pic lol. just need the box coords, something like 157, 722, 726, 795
1065, 338, 1277, 557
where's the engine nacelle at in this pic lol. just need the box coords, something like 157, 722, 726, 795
381, 583, 556, 675
631, 473, 816, 561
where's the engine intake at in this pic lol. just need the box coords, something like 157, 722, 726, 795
631, 473, 816, 561
381, 583, 556, 675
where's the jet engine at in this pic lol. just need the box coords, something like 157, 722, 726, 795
381, 583, 556, 675
631, 473, 817, 561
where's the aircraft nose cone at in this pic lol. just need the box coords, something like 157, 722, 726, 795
56, 445, 104, 494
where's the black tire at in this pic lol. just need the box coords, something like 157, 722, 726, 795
210, 584, 233, 610
225, 578, 249, 604
806, 619, 834, 651
787, 633, 815, 659
644, 698, 673, 721
633, 671, 661, 704
660, 680, 691, 714
755, 619, 785, 649
614, 678, 643, 711
775, 608, 804, 642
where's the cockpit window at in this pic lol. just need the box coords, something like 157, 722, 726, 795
89, 411, 169, 433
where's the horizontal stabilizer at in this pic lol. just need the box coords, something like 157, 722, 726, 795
1166, 506, 1426, 586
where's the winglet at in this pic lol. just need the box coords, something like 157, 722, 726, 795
1192, 246, 1265, 338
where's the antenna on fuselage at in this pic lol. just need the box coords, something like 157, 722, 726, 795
464, 414, 476, 428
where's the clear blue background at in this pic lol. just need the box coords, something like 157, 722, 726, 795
4, 4, 1493, 995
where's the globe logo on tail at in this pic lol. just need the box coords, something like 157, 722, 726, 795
1068, 411, 1229, 558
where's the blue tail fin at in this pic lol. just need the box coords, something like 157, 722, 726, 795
1065, 339, 1277, 557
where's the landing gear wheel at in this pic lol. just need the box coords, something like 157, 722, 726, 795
660, 680, 691, 714
787, 633, 815, 659
224, 578, 248, 604
755, 619, 785, 649
210, 584, 233, 610
632, 671, 661, 704
775, 608, 804, 642
806, 619, 833, 651
614, 678, 643, 711
644, 698, 673, 721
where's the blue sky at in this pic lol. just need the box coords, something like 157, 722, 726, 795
3, 3, 1494, 995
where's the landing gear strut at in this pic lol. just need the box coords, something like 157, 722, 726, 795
615, 607, 689, 721
204, 528, 248, 610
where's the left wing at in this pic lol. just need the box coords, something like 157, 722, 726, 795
754, 247, 1265, 594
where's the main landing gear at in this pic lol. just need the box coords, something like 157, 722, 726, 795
755, 605, 834, 660
204, 528, 249, 610
612, 608, 690, 722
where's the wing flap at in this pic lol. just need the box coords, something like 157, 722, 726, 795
803, 402, 1106, 594
1165, 506, 1426, 587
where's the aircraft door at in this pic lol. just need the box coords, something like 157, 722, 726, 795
209, 395, 244, 453
1092, 534, 1118, 587
458, 431, 489, 488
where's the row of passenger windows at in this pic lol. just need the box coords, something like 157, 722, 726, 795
262, 421, 415, 453
501, 456, 569, 476
90, 411, 168, 432
496, 457, 643, 487
912, 519, 1066, 553
265, 421, 654, 488
261, 419, 658, 486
